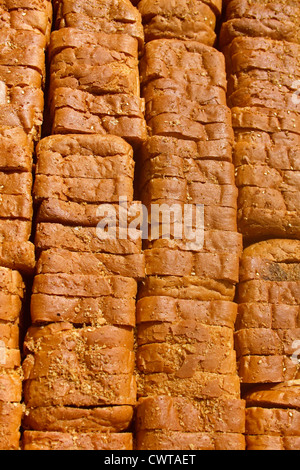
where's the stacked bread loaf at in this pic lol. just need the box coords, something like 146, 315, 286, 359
244, 380, 300, 450
0, 0, 52, 450
48, 0, 146, 144
221, 0, 300, 451
137, 0, 222, 46
134, 1, 246, 451
220, 1, 300, 240
21, 0, 146, 451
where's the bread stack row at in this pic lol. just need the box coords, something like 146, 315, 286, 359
0, 0, 53, 450
20, 0, 147, 451
47, 0, 146, 145
0, 0, 52, 271
221, 0, 300, 451
221, 1, 300, 241
137, 0, 222, 47
134, 1, 246, 450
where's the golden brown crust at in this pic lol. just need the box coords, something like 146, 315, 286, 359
54, 0, 144, 49
139, 275, 237, 302
136, 395, 245, 433
246, 407, 300, 437
22, 431, 133, 450
34, 222, 142, 255
244, 380, 300, 409
136, 430, 245, 450
36, 248, 145, 279
0, 402, 24, 450
238, 355, 299, 384
136, 297, 238, 329
246, 434, 300, 451
30, 294, 136, 326
137, 371, 241, 400
23, 405, 134, 432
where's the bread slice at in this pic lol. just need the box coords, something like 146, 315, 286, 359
0, 321, 19, 349
238, 355, 299, 383
236, 303, 300, 330
0, 171, 32, 196
237, 207, 300, 239
0, 292, 23, 323
0, 402, 24, 450
22, 431, 133, 450
136, 430, 245, 450
136, 395, 245, 433
137, 371, 241, 400
145, 201, 238, 234
36, 199, 143, 232
138, 0, 217, 29
223, 37, 300, 76
0, 369, 22, 402
239, 239, 300, 282
0, 190, 32, 219
139, 275, 236, 302
35, 222, 142, 255
136, 297, 238, 329
244, 380, 300, 449
0, 0, 53, 40
220, 17, 300, 48
140, 39, 227, 89
228, 82, 300, 113
23, 405, 134, 433
141, 135, 233, 163
142, 178, 238, 208
233, 140, 300, 172
138, 319, 235, 347
36, 149, 134, 181
146, 114, 234, 143
22, 323, 136, 407
220, 0, 300, 47
24, 374, 137, 407
139, 158, 235, 193
36, 248, 145, 279
54, 0, 144, 49
246, 434, 300, 451
235, 328, 300, 357
0, 65, 42, 91
49, 49, 140, 98
32, 273, 137, 299
49, 28, 139, 62
246, 407, 300, 437
51, 107, 147, 144
24, 322, 135, 354
137, 341, 237, 375
0, 127, 33, 172
144, 249, 239, 283
33, 174, 134, 204
0, 267, 24, 297
0, 29, 46, 77
142, 14, 216, 46
244, 379, 300, 409
227, 68, 299, 102
0, 241, 35, 274
232, 107, 300, 135
145, 229, 243, 254
142, 78, 227, 107
30, 294, 136, 326
238, 280, 300, 305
